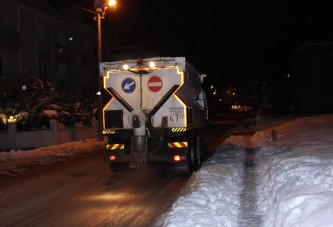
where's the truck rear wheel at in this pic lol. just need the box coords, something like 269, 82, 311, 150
184, 136, 201, 175
193, 135, 202, 171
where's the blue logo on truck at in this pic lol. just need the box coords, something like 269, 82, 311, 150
121, 78, 136, 93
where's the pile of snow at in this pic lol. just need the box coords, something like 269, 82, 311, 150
157, 114, 333, 226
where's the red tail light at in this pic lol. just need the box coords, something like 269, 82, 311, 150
173, 155, 181, 162
109, 155, 116, 161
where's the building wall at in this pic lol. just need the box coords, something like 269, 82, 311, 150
0, 0, 96, 98
0, 2, 21, 76
20, 3, 39, 76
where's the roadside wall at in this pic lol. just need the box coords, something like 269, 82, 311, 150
0, 120, 98, 150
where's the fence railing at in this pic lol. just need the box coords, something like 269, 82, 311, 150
0, 119, 98, 150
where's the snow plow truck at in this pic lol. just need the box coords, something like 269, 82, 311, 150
99, 57, 208, 174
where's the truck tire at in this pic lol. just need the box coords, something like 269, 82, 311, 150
183, 135, 200, 175
176, 138, 195, 176
193, 135, 202, 170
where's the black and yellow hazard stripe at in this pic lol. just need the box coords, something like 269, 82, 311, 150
106, 144, 125, 150
171, 127, 187, 132
168, 142, 188, 148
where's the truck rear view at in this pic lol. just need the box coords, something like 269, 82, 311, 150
100, 57, 208, 174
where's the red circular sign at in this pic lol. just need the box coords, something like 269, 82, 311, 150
148, 76, 163, 92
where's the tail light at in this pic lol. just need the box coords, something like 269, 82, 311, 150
173, 155, 181, 162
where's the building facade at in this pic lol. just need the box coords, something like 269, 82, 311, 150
0, 0, 97, 98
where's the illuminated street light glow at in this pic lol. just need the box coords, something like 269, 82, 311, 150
108, 0, 116, 7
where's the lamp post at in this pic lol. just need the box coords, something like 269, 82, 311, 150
75, 0, 116, 141
96, 9, 103, 141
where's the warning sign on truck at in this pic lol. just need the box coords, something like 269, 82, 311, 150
122, 78, 136, 93
147, 76, 162, 92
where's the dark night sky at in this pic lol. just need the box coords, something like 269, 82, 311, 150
66, 0, 333, 86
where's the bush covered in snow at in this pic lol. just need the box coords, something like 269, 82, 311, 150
0, 75, 97, 131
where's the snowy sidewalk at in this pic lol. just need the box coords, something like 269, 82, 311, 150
0, 138, 105, 176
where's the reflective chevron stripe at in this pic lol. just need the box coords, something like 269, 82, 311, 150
168, 142, 188, 148
102, 129, 116, 134
171, 127, 187, 132
106, 144, 125, 150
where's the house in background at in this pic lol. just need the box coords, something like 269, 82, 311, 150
0, 0, 97, 98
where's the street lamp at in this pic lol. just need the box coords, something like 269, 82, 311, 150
96, 1, 117, 141
75, 0, 117, 141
